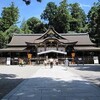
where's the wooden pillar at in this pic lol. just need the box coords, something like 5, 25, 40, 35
57, 43, 58, 50
82, 51, 84, 64
10, 52, 11, 58
65, 44, 68, 57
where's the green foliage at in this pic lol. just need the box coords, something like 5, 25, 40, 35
5, 25, 22, 43
41, 1, 87, 33
33, 23, 46, 33
20, 20, 32, 34
0, 31, 6, 48
41, 2, 58, 25
0, 18, 3, 31
26, 17, 46, 33
5, 25, 21, 35
1, 2, 19, 31
41, 0, 70, 33
69, 3, 86, 32
0, 2, 19, 47
88, 2, 100, 46
52, 0, 69, 33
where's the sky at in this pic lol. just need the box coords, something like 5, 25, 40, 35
0, 0, 99, 26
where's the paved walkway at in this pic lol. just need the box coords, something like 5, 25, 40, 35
2, 65, 100, 100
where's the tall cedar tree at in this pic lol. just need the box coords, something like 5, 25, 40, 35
1, 2, 19, 32
41, 0, 70, 33
88, 2, 100, 46
69, 3, 86, 32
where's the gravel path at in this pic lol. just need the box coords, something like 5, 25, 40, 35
2, 65, 100, 100
68, 64, 100, 87
0, 64, 100, 99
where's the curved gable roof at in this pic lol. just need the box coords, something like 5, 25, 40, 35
36, 27, 66, 40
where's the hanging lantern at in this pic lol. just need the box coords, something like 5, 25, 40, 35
27, 53, 32, 59
71, 52, 75, 58
71, 50, 75, 64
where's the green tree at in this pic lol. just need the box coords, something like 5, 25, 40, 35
41, 2, 58, 25
0, 31, 6, 48
69, 3, 86, 32
5, 25, 22, 43
33, 23, 46, 33
1, 2, 19, 32
0, 18, 3, 31
53, 0, 70, 33
26, 17, 45, 33
41, 0, 70, 33
20, 20, 32, 34
88, 2, 100, 46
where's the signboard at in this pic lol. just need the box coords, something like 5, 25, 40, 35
6, 57, 11, 65
93, 56, 99, 64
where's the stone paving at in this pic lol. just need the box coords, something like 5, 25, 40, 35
2, 65, 100, 100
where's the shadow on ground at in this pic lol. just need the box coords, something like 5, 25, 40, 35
0, 73, 23, 99
5, 77, 100, 100
69, 64, 100, 72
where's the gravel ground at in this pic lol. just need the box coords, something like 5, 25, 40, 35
0, 64, 100, 99
0, 65, 40, 99
68, 64, 100, 87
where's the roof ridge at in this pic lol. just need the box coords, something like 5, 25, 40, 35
61, 33, 88, 36
13, 33, 88, 36
14, 34, 42, 36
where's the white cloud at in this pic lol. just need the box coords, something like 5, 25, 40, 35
80, 4, 91, 8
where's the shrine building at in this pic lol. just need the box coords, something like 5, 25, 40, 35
0, 27, 100, 65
